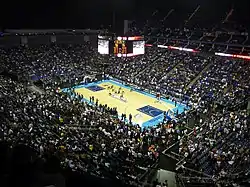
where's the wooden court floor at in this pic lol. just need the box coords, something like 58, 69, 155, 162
75, 81, 175, 126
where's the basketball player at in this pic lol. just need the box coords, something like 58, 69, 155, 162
129, 114, 132, 124
155, 93, 160, 103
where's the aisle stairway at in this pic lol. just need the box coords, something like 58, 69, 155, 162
134, 52, 161, 78
223, 84, 232, 94
185, 61, 212, 90
162, 59, 183, 78
28, 85, 45, 94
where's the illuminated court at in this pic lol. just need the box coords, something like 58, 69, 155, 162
62, 80, 187, 128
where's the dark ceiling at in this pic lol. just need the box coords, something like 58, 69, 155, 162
0, 0, 249, 30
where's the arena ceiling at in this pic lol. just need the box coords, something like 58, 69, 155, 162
0, 0, 249, 30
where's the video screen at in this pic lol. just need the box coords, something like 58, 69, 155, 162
133, 41, 145, 55
97, 35, 145, 56
98, 39, 109, 54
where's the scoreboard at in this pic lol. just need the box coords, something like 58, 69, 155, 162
98, 36, 145, 57
113, 39, 129, 54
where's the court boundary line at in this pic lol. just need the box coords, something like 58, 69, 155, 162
61, 79, 189, 128
63, 79, 187, 109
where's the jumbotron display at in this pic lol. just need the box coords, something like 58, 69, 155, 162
98, 35, 145, 57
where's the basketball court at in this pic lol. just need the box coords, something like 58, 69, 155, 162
62, 79, 188, 128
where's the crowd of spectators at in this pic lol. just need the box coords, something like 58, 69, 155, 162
0, 44, 192, 187
129, 8, 250, 56
124, 9, 250, 184
179, 109, 250, 178
106, 47, 160, 83
104, 46, 250, 186
0, 24, 250, 187
136, 51, 210, 100
0, 43, 98, 88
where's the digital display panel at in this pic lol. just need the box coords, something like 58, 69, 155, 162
133, 41, 145, 55
98, 39, 109, 54
97, 35, 145, 57
110, 40, 133, 54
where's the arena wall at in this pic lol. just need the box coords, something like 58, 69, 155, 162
0, 29, 102, 48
